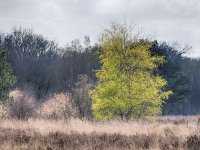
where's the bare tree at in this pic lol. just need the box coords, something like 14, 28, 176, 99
71, 74, 93, 119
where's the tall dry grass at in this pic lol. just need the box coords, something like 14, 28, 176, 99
0, 117, 200, 149
0, 89, 200, 149
0, 117, 198, 136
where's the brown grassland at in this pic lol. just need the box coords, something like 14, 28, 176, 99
0, 117, 200, 150
0, 90, 200, 150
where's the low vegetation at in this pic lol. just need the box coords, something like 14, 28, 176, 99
0, 116, 200, 150
0, 89, 199, 149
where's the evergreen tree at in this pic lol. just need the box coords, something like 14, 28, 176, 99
0, 48, 16, 102
149, 41, 189, 115
89, 23, 172, 120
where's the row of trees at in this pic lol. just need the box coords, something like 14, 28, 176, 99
0, 23, 199, 119
0, 28, 100, 100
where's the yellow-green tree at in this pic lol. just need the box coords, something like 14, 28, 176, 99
89, 23, 172, 120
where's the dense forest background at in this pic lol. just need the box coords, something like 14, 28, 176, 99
0, 28, 199, 115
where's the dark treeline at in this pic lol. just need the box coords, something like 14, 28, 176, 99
0, 28, 199, 115
0, 28, 100, 100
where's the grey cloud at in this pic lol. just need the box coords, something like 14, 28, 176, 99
0, 0, 200, 57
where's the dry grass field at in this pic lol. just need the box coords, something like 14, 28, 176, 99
0, 116, 200, 150
0, 90, 199, 149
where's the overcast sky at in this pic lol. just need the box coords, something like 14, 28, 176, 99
0, 0, 200, 57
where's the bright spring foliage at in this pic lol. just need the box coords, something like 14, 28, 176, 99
89, 23, 172, 120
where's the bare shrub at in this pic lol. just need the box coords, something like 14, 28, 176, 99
0, 102, 9, 118
9, 90, 37, 120
38, 93, 77, 120
71, 74, 93, 120
9, 89, 23, 100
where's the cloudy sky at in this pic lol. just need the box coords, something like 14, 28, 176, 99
0, 0, 200, 57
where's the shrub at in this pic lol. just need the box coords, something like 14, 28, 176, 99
38, 93, 76, 120
9, 90, 36, 120
71, 74, 93, 120
0, 102, 9, 118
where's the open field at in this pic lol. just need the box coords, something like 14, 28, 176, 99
0, 91, 199, 149
0, 116, 200, 150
